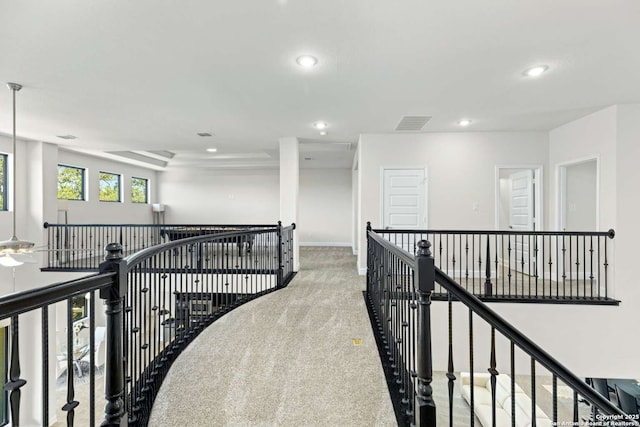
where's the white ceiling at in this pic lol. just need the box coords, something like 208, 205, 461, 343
0, 0, 639, 170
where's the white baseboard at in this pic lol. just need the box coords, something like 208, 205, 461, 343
358, 267, 367, 276
300, 242, 351, 247
352, 248, 359, 256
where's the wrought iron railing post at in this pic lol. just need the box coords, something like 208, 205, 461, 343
366, 222, 372, 295
277, 221, 284, 288
99, 243, 129, 426
415, 240, 436, 427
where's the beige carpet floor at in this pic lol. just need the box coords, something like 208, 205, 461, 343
148, 246, 397, 427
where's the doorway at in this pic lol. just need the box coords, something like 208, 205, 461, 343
495, 167, 543, 231
495, 166, 543, 272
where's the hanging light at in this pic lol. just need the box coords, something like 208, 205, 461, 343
0, 83, 35, 267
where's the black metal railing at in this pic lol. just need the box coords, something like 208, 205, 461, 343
0, 222, 296, 426
42, 223, 275, 271
376, 228, 616, 303
366, 226, 636, 427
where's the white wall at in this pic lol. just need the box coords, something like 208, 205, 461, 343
564, 160, 597, 230
611, 104, 640, 376
58, 149, 158, 224
299, 168, 351, 245
357, 132, 549, 271
549, 106, 617, 231
158, 168, 280, 224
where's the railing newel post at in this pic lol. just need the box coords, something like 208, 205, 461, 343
277, 221, 284, 288
366, 222, 372, 295
99, 242, 128, 426
415, 239, 436, 427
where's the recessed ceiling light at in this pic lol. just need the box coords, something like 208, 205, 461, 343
524, 65, 549, 78
206, 148, 217, 153
313, 121, 328, 130
57, 135, 77, 140
197, 132, 213, 137
296, 55, 318, 68
319, 131, 327, 136
458, 119, 472, 127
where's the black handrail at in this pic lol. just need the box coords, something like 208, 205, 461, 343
375, 228, 616, 238
125, 227, 277, 267
434, 268, 627, 418
0, 273, 115, 319
43, 222, 277, 228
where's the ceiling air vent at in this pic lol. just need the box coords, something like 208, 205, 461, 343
395, 116, 431, 132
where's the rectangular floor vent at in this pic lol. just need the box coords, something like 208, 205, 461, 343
395, 116, 432, 131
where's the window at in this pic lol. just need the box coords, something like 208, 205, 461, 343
0, 154, 7, 211
131, 177, 149, 204
99, 172, 121, 202
57, 165, 86, 201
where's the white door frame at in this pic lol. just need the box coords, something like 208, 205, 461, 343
494, 165, 544, 231
380, 166, 428, 229
556, 156, 600, 231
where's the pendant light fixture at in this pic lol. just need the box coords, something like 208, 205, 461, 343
0, 83, 36, 267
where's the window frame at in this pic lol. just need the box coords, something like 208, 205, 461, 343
131, 176, 149, 204
99, 171, 122, 203
57, 164, 86, 201
0, 153, 7, 211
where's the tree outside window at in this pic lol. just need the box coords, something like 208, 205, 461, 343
99, 172, 121, 202
0, 154, 7, 211
57, 165, 86, 200
131, 177, 148, 204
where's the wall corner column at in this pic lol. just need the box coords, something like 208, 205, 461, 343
279, 137, 299, 271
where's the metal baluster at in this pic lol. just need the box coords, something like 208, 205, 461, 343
4, 315, 25, 426
64, 300, 78, 425
489, 327, 498, 427
589, 236, 594, 298
42, 307, 49, 427
465, 234, 470, 289
562, 235, 567, 299
552, 375, 558, 425
531, 359, 537, 427
583, 235, 586, 298
469, 308, 475, 427
494, 235, 500, 297
532, 236, 544, 298
521, 234, 526, 297
89, 290, 96, 426
485, 234, 492, 296
447, 294, 455, 427
507, 236, 513, 296
528, 234, 532, 296
511, 342, 515, 427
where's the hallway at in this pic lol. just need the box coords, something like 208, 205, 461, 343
148, 246, 396, 426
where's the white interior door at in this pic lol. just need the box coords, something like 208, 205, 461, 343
383, 168, 426, 252
509, 170, 534, 272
